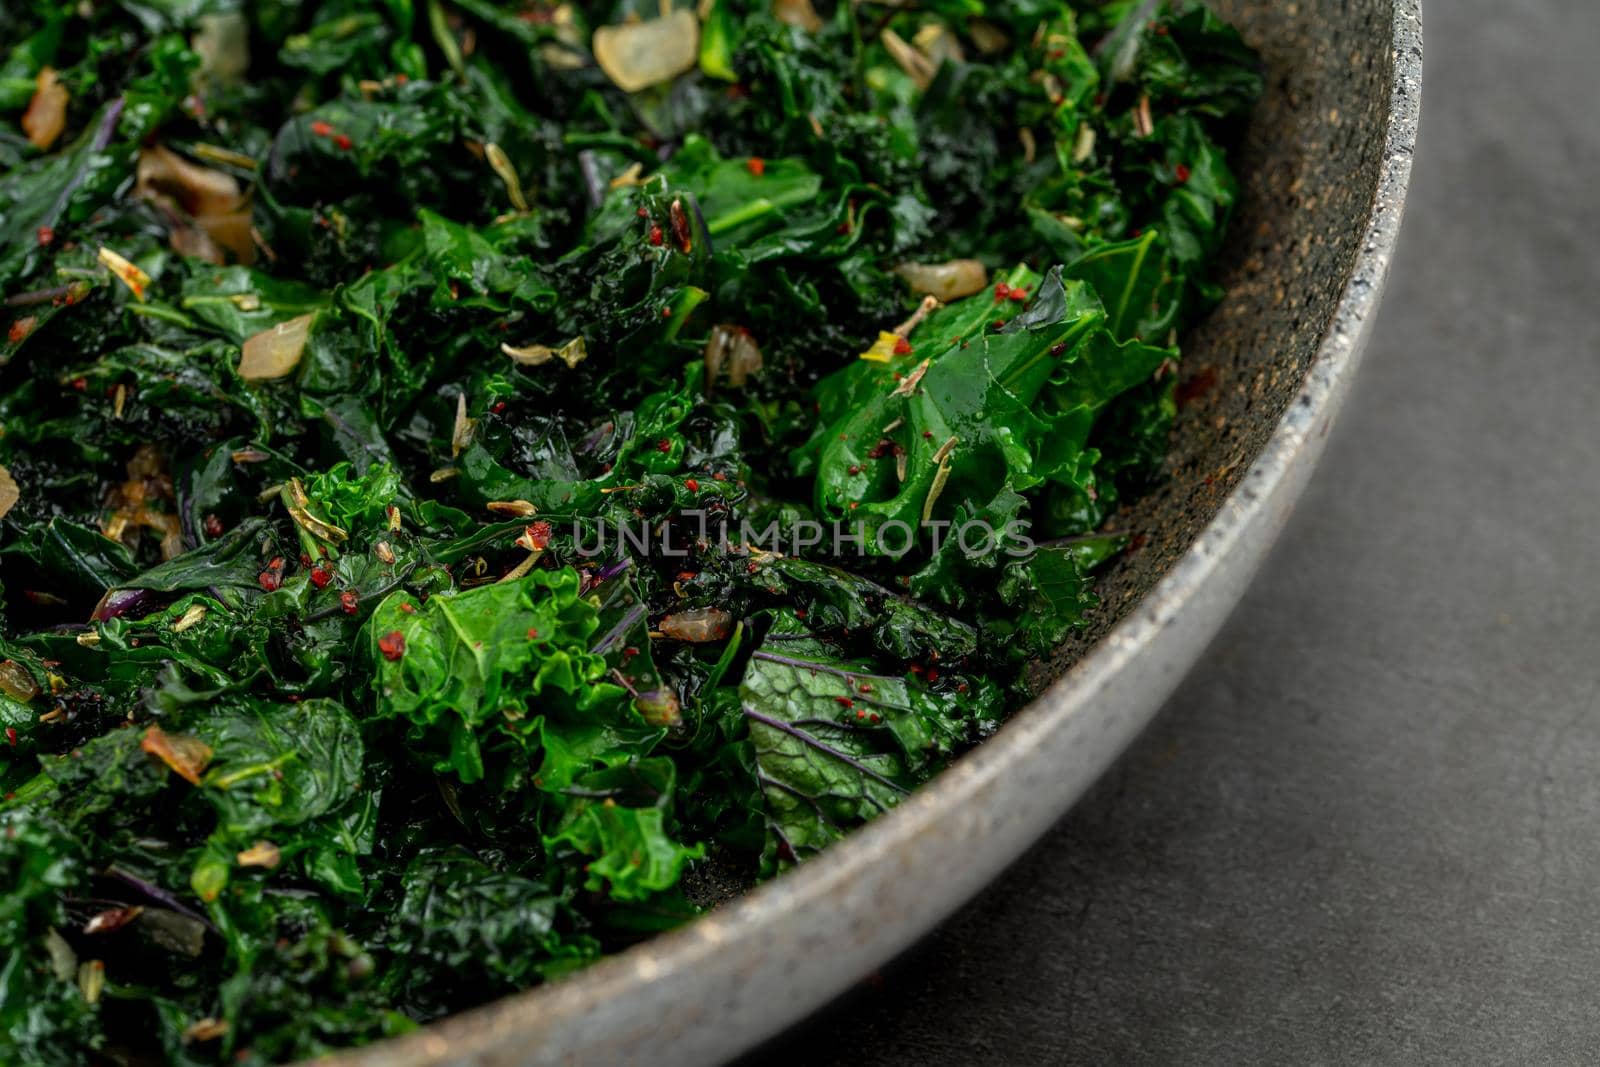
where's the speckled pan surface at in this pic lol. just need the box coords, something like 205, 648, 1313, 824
329, 2, 1420, 1064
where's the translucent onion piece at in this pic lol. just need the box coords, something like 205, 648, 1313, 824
236, 841, 281, 868
0, 464, 18, 520
703, 324, 764, 390
894, 259, 988, 301
593, 9, 700, 93
21, 67, 67, 150
773, 0, 823, 33
239, 313, 314, 380
140, 725, 214, 786
0, 659, 40, 703
659, 607, 734, 643
136, 145, 243, 218
502, 336, 587, 368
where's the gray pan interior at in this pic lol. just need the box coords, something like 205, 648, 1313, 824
330, 2, 1422, 1063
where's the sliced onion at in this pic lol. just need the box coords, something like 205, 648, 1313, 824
659, 607, 734, 643
140, 725, 213, 786
593, 9, 700, 93
894, 259, 988, 301
22, 67, 68, 150
136, 146, 243, 219
773, 0, 823, 33
194, 211, 256, 264
239, 313, 314, 380
0, 659, 40, 703
704, 324, 764, 392
0, 464, 18, 520
502, 336, 587, 368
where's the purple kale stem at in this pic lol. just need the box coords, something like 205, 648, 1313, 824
741, 705, 907, 794
45, 97, 124, 228
596, 556, 633, 582
4, 284, 75, 308
105, 866, 217, 932
751, 649, 899, 685
591, 601, 646, 655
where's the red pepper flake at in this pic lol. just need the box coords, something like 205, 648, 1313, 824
993, 282, 1011, 302
835, 696, 854, 708
1175, 163, 1192, 183
847, 465, 861, 475
684, 478, 700, 493
908, 663, 924, 675
848, 501, 859, 510
5, 727, 16, 747
922, 429, 934, 439
992, 319, 1007, 330
399, 602, 416, 614
309, 566, 333, 589
676, 571, 696, 582
1154, 23, 1169, 35
835, 221, 852, 235
869, 713, 881, 723
36, 225, 54, 246
893, 336, 912, 355
661, 305, 672, 318
648, 225, 664, 246
395, 73, 409, 83
855, 710, 867, 720
926, 667, 940, 682
334, 133, 353, 151
746, 561, 759, 574
490, 400, 507, 414
636, 206, 649, 218
656, 438, 672, 453
858, 682, 874, 692
1008, 287, 1029, 302
712, 471, 727, 482
746, 157, 766, 177
257, 557, 285, 592
8, 318, 36, 345
526, 627, 540, 639
340, 590, 359, 615
524, 520, 553, 550
311, 120, 333, 137
378, 631, 406, 661
794, 609, 807, 618
1051, 342, 1067, 356
203, 514, 224, 537
299, 552, 313, 566
623, 646, 639, 658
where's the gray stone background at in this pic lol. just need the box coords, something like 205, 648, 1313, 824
750, 0, 1600, 1061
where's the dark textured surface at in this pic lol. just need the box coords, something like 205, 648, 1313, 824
1054, 0, 1391, 664
753, 0, 1600, 1063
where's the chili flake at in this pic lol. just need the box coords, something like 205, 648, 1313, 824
746, 157, 766, 176
340, 590, 359, 615
378, 631, 406, 661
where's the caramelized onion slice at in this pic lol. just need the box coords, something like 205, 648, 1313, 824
239, 313, 314, 380
21, 67, 68, 150
0, 465, 18, 520
659, 608, 734, 643
593, 9, 700, 93
894, 259, 988, 301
